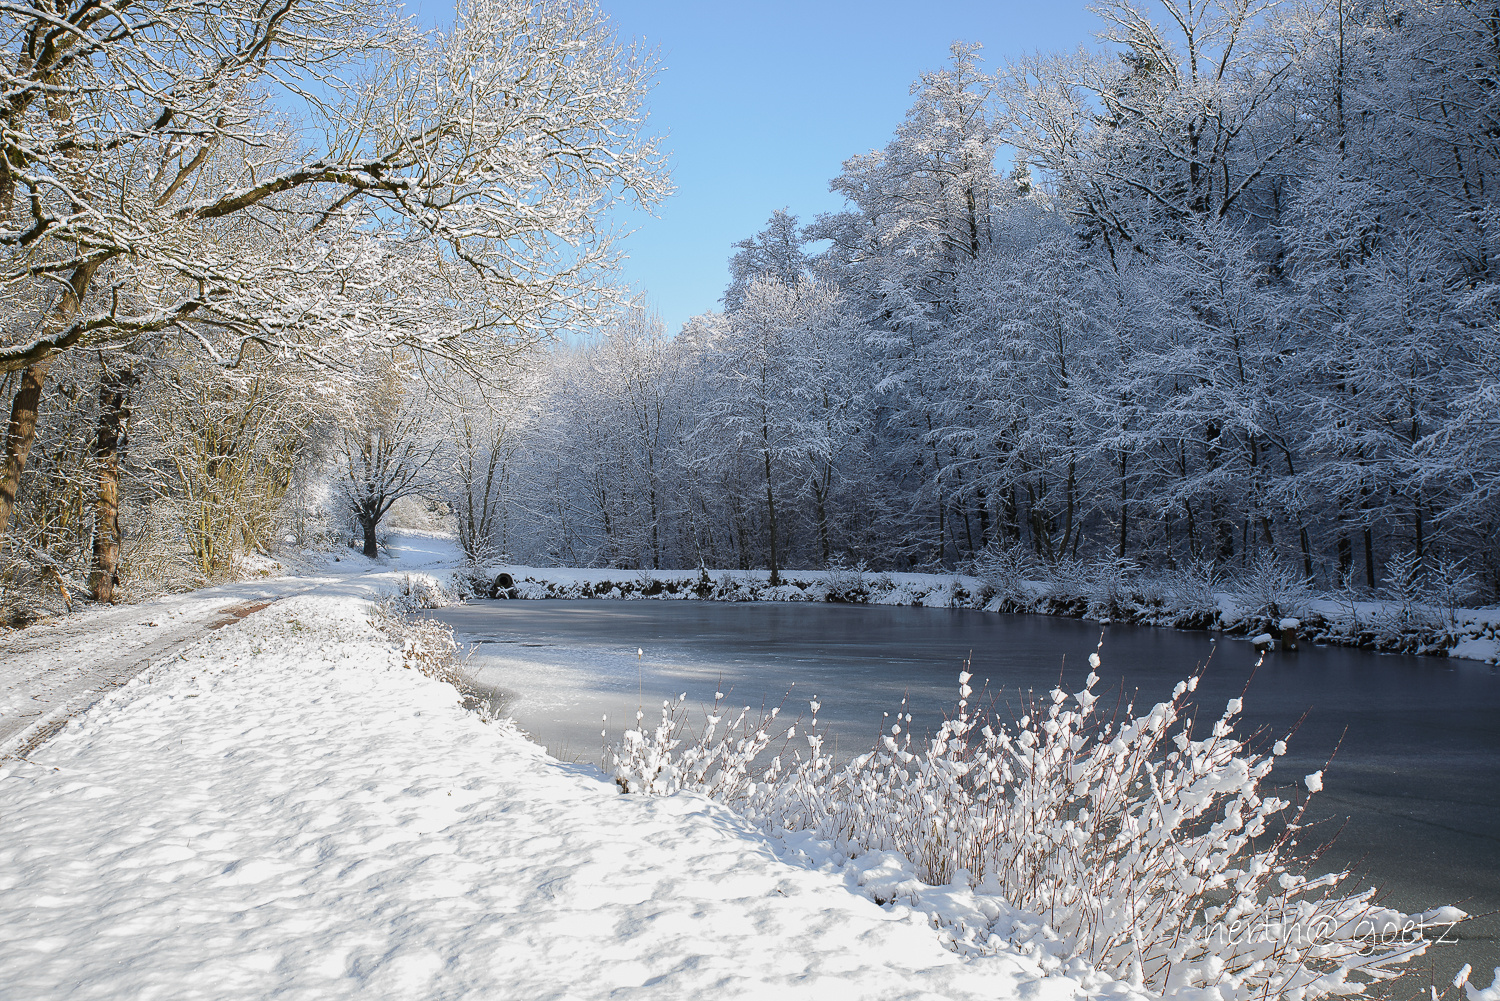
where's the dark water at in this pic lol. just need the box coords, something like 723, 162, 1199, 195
427, 600, 1500, 982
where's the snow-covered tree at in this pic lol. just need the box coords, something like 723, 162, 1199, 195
438, 362, 543, 566
0, 0, 669, 550
690, 279, 850, 583
1001, 0, 1311, 252
724, 210, 810, 312
337, 361, 441, 559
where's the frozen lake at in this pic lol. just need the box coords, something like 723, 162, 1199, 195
426, 600, 1500, 978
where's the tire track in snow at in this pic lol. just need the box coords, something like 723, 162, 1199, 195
0, 597, 284, 759
0, 547, 425, 761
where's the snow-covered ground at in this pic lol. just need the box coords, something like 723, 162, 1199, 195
3, 535, 1495, 1000
0, 587, 1117, 1001
0, 533, 459, 756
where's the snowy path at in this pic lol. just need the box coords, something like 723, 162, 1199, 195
1, 593, 278, 755
0, 575, 344, 757
0, 536, 457, 758
0, 594, 1079, 1001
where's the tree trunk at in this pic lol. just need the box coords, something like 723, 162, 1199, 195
1213, 499, 1234, 563
0, 359, 52, 543
956, 467, 974, 555
1064, 457, 1078, 558
813, 473, 831, 566
1002, 484, 1019, 543
1414, 494, 1424, 564
648, 450, 660, 570
763, 446, 781, 587
0, 260, 103, 545
697, 495, 718, 568
362, 514, 379, 558
88, 367, 133, 602
649, 483, 660, 571
932, 447, 945, 565
975, 485, 990, 550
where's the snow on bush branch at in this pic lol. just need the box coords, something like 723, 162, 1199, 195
607, 647, 1465, 1000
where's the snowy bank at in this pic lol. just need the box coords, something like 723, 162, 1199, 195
0, 592, 1123, 1001
450, 562, 1500, 664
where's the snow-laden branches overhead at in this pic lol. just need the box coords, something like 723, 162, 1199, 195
1000, 0, 1309, 254
0, 0, 668, 377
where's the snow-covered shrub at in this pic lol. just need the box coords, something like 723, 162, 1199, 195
511, 576, 550, 600
879, 581, 924, 606
1078, 555, 1140, 620
1375, 552, 1437, 642
607, 695, 687, 794
1320, 568, 1368, 643
766, 583, 812, 601
1234, 555, 1311, 628
370, 598, 464, 688
824, 558, 869, 603
117, 505, 202, 597
608, 692, 784, 797
608, 646, 1463, 998
1425, 555, 1478, 631
449, 573, 479, 601
391, 572, 456, 610
1021, 555, 1139, 619
1159, 558, 1224, 628
964, 543, 1036, 610
1034, 557, 1092, 615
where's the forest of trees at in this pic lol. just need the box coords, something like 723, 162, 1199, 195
8, 0, 1500, 609
466, 0, 1500, 599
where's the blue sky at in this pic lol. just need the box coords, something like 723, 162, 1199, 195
407, 0, 1103, 334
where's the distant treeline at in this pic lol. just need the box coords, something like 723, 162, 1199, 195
472, 0, 1500, 599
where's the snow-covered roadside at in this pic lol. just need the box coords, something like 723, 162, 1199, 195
448, 563, 1500, 664
0, 533, 464, 757
0, 590, 1130, 1001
